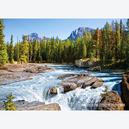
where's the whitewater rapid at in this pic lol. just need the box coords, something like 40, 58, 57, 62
0, 64, 123, 110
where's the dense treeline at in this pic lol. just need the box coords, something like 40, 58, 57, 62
0, 20, 8, 65
0, 19, 129, 68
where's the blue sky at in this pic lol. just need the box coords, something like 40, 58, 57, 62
3, 19, 127, 42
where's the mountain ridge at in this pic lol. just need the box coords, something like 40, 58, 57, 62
67, 27, 94, 40
28, 27, 95, 41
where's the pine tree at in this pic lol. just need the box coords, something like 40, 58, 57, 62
9, 35, 14, 63
101, 22, 112, 64
40, 39, 47, 62
32, 40, 39, 62
115, 21, 121, 62
20, 35, 29, 63
120, 19, 124, 62
14, 42, 20, 62
81, 42, 86, 59
94, 28, 100, 59
0, 19, 8, 65
28, 41, 33, 62
125, 19, 129, 66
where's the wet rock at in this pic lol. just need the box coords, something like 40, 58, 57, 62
24, 65, 53, 73
88, 66, 102, 71
57, 74, 76, 79
121, 72, 129, 109
98, 91, 124, 110
79, 73, 89, 76
64, 75, 90, 84
91, 79, 104, 89
49, 87, 58, 95
81, 77, 98, 88
58, 73, 89, 82
61, 82, 77, 93
49, 82, 77, 94
61, 74, 103, 90
76, 77, 91, 87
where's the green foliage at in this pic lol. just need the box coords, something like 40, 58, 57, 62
14, 42, 20, 62
4, 93, 16, 111
0, 19, 8, 65
19, 35, 29, 63
8, 35, 14, 63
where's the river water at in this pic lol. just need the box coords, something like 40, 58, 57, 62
0, 64, 123, 110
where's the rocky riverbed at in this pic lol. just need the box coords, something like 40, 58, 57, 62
48, 72, 124, 110
0, 63, 53, 85
0, 64, 125, 111
49, 73, 104, 95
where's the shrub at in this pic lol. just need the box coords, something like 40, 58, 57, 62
4, 93, 16, 111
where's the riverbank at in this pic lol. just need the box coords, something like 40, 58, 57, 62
0, 100, 61, 111
0, 63, 53, 86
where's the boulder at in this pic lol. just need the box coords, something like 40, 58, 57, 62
15, 101, 61, 111
75, 59, 100, 68
91, 79, 104, 89
61, 74, 103, 90
24, 66, 53, 73
64, 74, 90, 84
88, 66, 102, 71
81, 77, 98, 88
49, 87, 58, 95
98, 91, 124, 110
75, 59, 91, 67
57, 74, 76, 79
76, 77, 92, 87
121, 72, 129, 109
61, 82, 77, 93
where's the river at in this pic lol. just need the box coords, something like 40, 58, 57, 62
0, 64, 123, 110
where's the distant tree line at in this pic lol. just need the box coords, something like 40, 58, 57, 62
0, 19, 129, 68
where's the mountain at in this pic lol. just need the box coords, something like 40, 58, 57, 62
28, 27, 94, 42
68, 27, 94, 40
28, 33, 55, 41
28, 33, 41, 41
